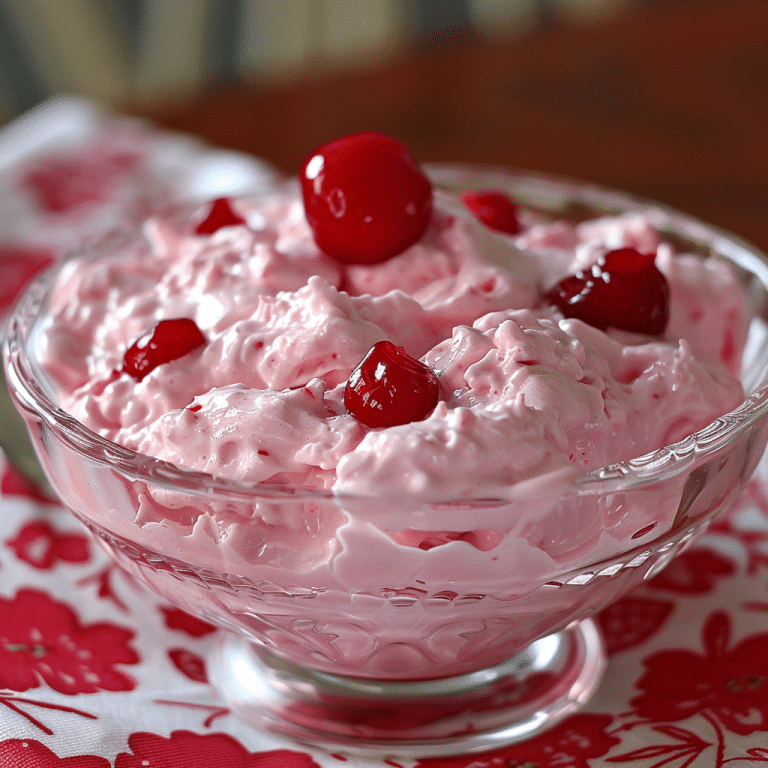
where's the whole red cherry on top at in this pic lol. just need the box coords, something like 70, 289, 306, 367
122, 318, 206, 381
344, 341, 440, 428
301, 132, 433, 264
544, 247, 669, 335
461, 189, 520, 235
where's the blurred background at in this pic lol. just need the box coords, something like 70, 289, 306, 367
0, 0, 764, 251
0, 0, 636, 119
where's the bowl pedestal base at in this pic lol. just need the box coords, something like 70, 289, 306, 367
211, 617, 606, 758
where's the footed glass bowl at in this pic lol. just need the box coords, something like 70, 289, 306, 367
6, 168, 768, 758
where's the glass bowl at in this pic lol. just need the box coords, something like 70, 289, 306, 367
6, 167, 768, 759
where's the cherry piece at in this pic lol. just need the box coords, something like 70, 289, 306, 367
544, 247, 670, 335
195, 197, 246, 235
301, 132, 433, 264
461, 189, 520, 235
344, 341, 440, 428
122, 318, 206, 381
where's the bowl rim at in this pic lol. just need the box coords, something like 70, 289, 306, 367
5, 165, 768, 504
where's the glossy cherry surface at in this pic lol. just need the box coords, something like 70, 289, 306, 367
461, 189, 520, 234
344, 340, 440, 428
122, 319, 206, 381
544, 247, 670, 335
301, 132, 433, 264
195, 197, 246, 235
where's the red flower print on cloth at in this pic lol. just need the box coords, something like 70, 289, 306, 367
168, 648, 208, 683
160, 606, 217, 637
6, 520, 90, 569
114, 730, 321, 768
22, 150, 138, 214
76, 563, 133, 612
631, 610, 768, 735
647, 546, 735, 593
415, 713, 619, 768
0, 246, 55, 312
1, 462, 58, 505
0, 464, 60, 504
598, 596, 674, 655
0, 738, 110, 768
0, 588, 138, 694
606, 724, 711, 766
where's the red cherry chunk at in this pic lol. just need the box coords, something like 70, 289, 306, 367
461, 189, 520, 235
301, 132, 433, 264
344, 341, 440, 428
544, 247, 670, 335
122, 319, 206, 381
195, 197, 246, 235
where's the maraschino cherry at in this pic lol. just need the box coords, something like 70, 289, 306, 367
122, 319, 206, 381
344, 341, 440, 428
461, 189, 520, 235
195, 197, 246, 235
544, 247, 670, 335
301, 132, 433, 264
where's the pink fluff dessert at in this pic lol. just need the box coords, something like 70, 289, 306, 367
20, 134, 758, 679
41, 177, 746, 499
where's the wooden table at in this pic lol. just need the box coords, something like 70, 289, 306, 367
133, 0, 768, 254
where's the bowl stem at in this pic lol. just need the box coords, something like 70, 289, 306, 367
211, 617, 607, 758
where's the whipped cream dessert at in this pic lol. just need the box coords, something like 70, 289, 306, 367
26, 134, 755, 676
41, 176, 746, 497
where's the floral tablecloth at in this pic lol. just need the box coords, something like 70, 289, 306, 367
2, 451, 768, 768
